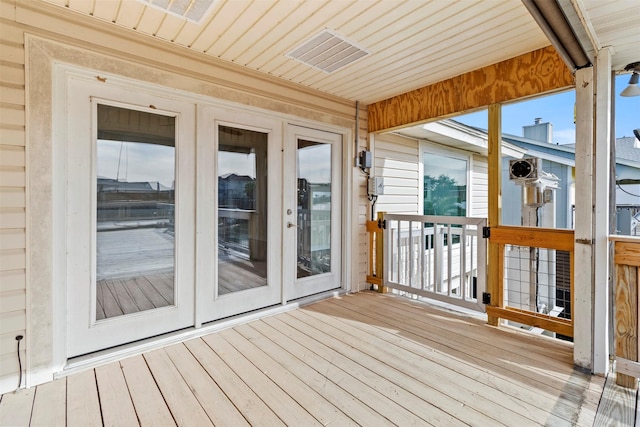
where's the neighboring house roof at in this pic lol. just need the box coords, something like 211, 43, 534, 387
564, 136, 640, 169
501, 133, 576, 166
97, 178, 172, 192
616, 137, 640, 163
407, 119, 640, 172
219, 173, 254, 181
395, 119, 525, 158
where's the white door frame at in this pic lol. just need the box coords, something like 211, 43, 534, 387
195, 105, 283, 324
283, 125, 343, 302
64, 75, 196, 357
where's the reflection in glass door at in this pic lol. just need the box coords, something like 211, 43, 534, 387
217, 126, 268, 295
197, 108, 282, 322
96, 105, 176, 319
297, 141, 332, 278
285, 126, 342, 301
65, 72, 195, 358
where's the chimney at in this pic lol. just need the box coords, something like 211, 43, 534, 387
523, 118, 553, 143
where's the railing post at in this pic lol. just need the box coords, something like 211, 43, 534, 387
376, 211, 385, 293
365, 211, 386, 293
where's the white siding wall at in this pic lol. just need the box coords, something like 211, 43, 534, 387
0, 15, 26, 393
373, 133, 420, 215
470, 154, 488, 218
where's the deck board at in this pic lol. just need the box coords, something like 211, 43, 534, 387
95, 362, 139, 426
30, 378, 66, 426
276, 311, 493, 426
184, 338, 285, 427
312, 295, 589, 425
66, 369, 101, 427
202, 333, 322, 427
593, 372, 637, 426
263, 314, 452, 426
162, 344, 249, 427
218, 327, 358, 427
143, 349, 213, 426
120, 355, 175, 427
0, 387, 35, 426
347, 293, 594, 397
296, 301, 557, 426
237, 321, 389, 425
1, 291, 626, 426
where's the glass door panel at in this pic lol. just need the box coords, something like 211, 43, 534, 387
217, 126, 268, 295
65, 74, 195, 358
284, 126, 342, 301
297, 140, 332, 278
196, 106, 282, 323
96, 105, 176, 319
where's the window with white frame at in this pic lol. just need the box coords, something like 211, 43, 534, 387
422, 146, 469, 217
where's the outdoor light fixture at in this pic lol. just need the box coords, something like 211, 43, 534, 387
621, 70, 640, 97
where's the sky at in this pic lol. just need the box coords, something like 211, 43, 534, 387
455, 74, 640, 145
97, 140, 175, 187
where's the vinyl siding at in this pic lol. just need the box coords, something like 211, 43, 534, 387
373, 133, 420, 215
0, 15, 26, 393
470, 154, 488, 218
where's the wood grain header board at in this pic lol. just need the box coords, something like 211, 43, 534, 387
368, 46, 574, 132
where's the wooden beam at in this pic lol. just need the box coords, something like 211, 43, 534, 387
614, 241, 640, 267
616, 357, 640, 380
368, 46, 574, 132
489, 226, 575, 252
486, 306, 573, 337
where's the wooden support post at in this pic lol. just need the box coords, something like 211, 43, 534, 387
365, 211, 386, 292
593, 48, 612, 375
487, 104, 502, 326
376, 211, 385, 293
574, 66, 594, 370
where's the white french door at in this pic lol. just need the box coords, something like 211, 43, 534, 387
65, 76, 196, 357
283, 125, 343, 301
60, 69, 343, 358
195, 106, 283, 323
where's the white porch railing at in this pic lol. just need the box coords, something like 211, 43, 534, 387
383, 214, 487, 312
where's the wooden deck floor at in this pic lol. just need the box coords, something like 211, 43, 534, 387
0, 292, 620, 426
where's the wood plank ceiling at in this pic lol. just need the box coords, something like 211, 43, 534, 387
579, 0, 640, 72
40, 0, 551, 105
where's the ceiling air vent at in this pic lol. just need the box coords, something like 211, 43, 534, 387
287, 30, 370, 73
137, 0, 216, 23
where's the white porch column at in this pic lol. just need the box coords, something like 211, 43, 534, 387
574, 66, 594, 371
593, 49, 612, 375
574, 49, 613, 373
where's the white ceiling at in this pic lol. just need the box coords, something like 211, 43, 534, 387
579, 0, 640, 71
40, 0, 639, 105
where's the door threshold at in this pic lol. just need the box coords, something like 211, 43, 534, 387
57, 289, 346, 378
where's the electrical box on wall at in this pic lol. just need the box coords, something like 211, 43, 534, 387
359, 150, 372, 169
368, 176, 384, 196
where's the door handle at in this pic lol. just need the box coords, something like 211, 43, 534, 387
287, 222, 301, 229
